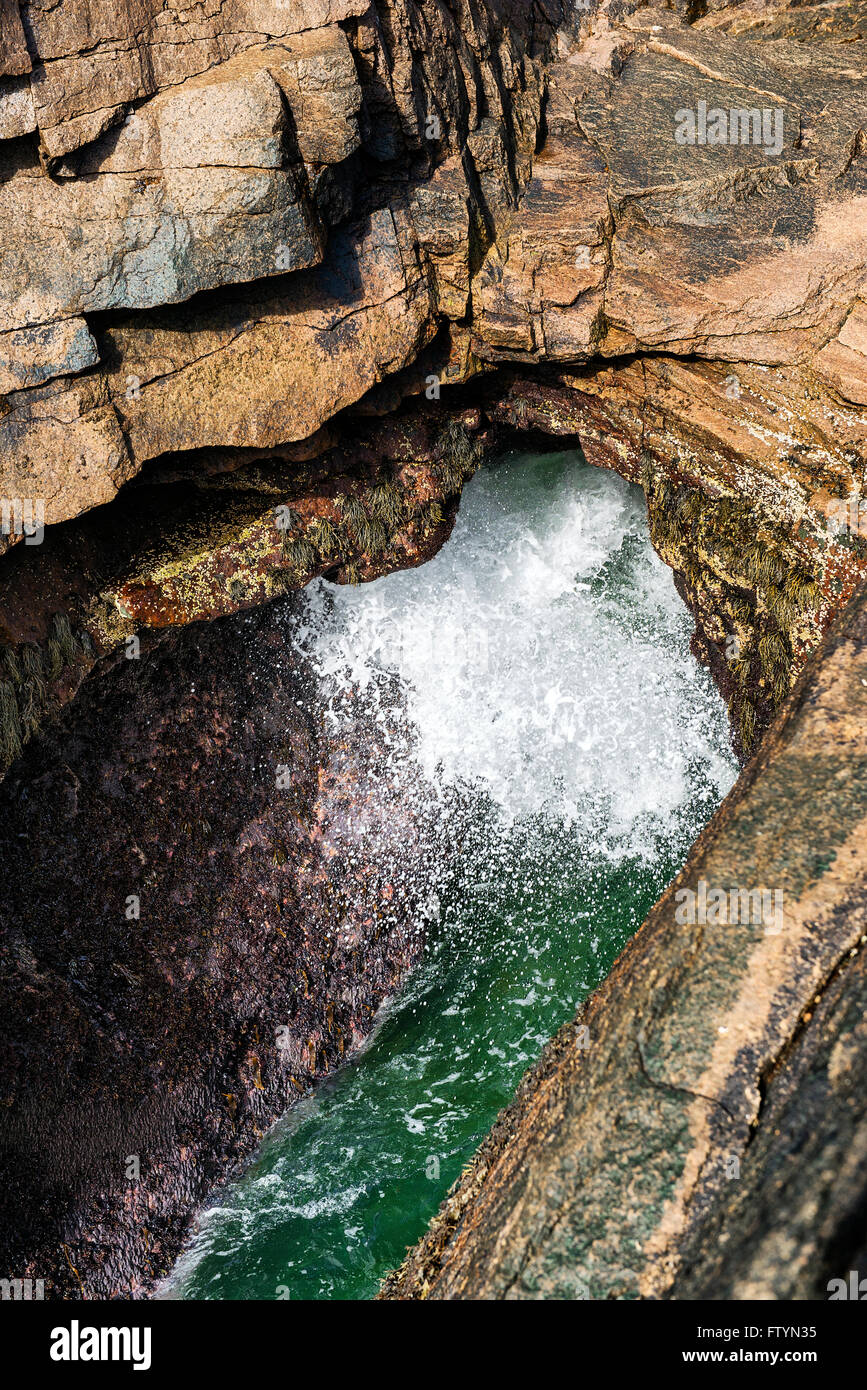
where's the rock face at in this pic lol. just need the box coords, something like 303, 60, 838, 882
0, 598, 433, 1299
3, 0, 867, 758
17, 1, 372, 161
0, 400, 485, 782
3, 0, 867, 1302
0, 0, 550, 545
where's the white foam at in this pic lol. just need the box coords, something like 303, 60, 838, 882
290, 450, 736, 860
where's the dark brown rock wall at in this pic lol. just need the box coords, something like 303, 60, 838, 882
0, 598, 431, 1298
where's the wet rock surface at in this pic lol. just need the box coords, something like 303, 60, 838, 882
0, 598, 430, 1298
0, 400, 487, 780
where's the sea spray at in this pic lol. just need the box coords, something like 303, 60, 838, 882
166, 448, 737, 1302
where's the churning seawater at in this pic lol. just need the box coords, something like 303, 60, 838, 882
165, 447, 737, 1301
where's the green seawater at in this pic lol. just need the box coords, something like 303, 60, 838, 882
168, 448, 736, 1302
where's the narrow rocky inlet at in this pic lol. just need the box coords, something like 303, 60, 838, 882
1, 0, 867, 1331
163, 448, 736, 1300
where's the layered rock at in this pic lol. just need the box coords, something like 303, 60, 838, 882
19, 1, 371, 162
0, 0, 550, 546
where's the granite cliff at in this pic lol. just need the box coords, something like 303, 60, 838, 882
2, 0, 867, 1299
